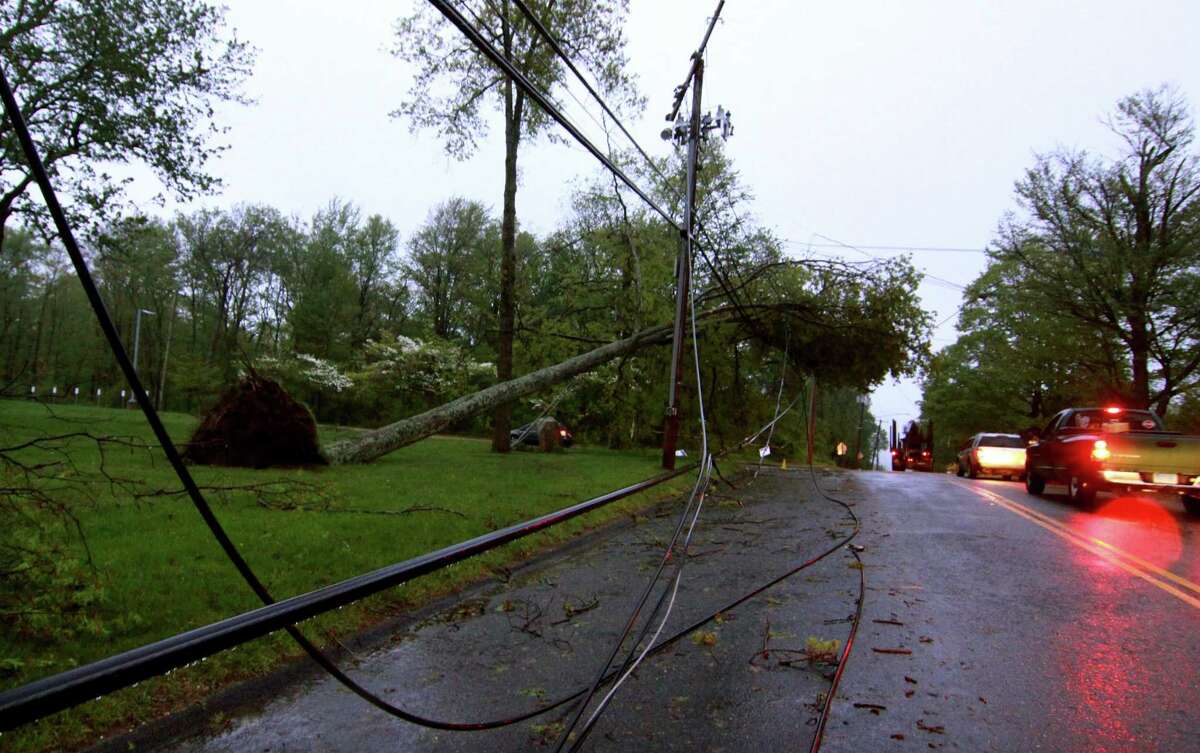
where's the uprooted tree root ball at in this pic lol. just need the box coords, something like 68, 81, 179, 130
184, 375, 326, 468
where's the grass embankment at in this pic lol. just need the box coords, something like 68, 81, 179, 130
0, 400, 696, 752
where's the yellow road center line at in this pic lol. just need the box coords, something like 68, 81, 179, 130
959, 483, 1200, 611
966, 483, 1200, 597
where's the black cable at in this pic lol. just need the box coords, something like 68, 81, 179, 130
550, 457, 712, 751
562, 461, 713, 752
427, 0, 678, 231
509, 0, 667, 186
798, 391, 866, 753
0, 58, 536, 734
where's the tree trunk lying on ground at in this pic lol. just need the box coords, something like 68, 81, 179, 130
324, 319, 692, 465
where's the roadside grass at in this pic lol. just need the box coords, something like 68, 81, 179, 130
0, 400, 696, 752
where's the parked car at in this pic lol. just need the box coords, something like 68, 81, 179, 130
1024, 406, 1200, 514
956, 433, 1026, 480
510, 418, 574, 448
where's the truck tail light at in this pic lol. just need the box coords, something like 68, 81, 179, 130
1091, 440, 1111, 461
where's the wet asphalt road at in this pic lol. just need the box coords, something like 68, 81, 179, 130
116, 468, 1200, 753
821, 471, 1200, 753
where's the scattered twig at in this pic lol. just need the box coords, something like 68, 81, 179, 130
550, 596, 600, 625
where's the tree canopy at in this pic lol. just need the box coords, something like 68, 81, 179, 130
0, 0, 254, 249
922, 86, 1200, 459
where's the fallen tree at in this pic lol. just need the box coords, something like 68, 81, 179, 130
323, 254, 931, 465
324, 319, 682, 464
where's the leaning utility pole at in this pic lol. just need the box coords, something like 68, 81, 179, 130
659, 2, 731, 469
661, 58, 704, 470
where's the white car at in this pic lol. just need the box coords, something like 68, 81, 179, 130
956, 433, 1026, 480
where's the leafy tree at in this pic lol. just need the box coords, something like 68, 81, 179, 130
93, 216, 181, 397
991, 86, 1200, 414
349, 214, 402, 348
393, 0, 641, 451
173, 204, 295, 386
287, 201, 360, 364
405, 197, 494, 341
0, 0, 254, 249
920, 255, 1128, 459
0, 228, 46, 385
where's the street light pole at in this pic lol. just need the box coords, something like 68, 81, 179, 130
130, 308, 154, 403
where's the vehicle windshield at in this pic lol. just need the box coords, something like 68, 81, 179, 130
979, 435, 1023, 448
1068, 409, 1162, 433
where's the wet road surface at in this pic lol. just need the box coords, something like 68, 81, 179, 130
105, 468, 1200, 752
134, 468, 862, 753
821, 471, 1200, 753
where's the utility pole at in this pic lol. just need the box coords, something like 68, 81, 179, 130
661, 58, 704, 470
852, 394, 867, 469
806, 377, 818, 466
658, 2, 729, 470
871, 420, 883, 471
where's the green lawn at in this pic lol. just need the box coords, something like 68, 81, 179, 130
0, 400, 696, 752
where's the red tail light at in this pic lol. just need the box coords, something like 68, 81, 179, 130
559, 429, 567, 437
1091, 440, 1111, 461
1104, 406, 1122, 415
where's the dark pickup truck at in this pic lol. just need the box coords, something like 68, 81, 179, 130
1025, 407, 1200, 515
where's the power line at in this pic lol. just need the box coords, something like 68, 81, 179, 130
427, 0, 678, 230
510, 0, 669, 186
802, 232, 970, 292
782, 239, 987, 254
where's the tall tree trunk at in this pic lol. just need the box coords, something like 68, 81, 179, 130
491, 79, 523, 452
28, 273, 55, 384
1128, 314, 1151, 409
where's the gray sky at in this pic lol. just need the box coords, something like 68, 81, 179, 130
128, 0, 1200, 432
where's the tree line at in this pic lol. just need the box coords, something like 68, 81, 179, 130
2, 143, 924, 458
922, 86, 1200, 461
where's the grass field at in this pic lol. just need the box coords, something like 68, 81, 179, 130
0, 400, 700, 752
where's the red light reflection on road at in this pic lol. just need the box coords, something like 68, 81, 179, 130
1055, 494, 1188, 751
1057, 598, 1143, 752
1069, 495, 1183, 572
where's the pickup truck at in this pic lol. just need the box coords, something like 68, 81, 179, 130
1024, 407, 1200, 515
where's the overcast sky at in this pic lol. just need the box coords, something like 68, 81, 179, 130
128, 0, 1200, 439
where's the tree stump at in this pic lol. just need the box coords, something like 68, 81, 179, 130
537, 417, 562, 453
